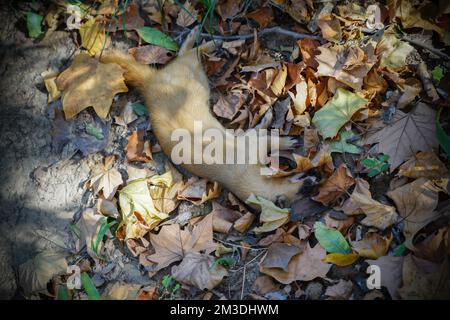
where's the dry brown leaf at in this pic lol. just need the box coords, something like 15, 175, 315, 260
316, 43, 376, 91
216, 0, 244, 20
317, 13, 342, 43
245, 7, 274, 28
177, 177, 221, 205
233, 212, 256, 233
126, 129, 152, 162
128, 45, 174, 65
110, 0, 145, 31
252, 275, 280, 295
325, 280, 353, 300
387, 178, 440, 249
397, 254, 450, 299
398, 152, 448, 179
260, 243, 301, 272
79, 18, 109, 56
364, 103, 438, 171
351, 232, 393, 259
114, 102, 138, 126
176, 1, 198, 27
147, 214, 216, 271
210, 201, 242, 234
298, 39, 320, 69
325, 213, 354, 234
341, 178, 398, 230
42, 72, 61, 103
89, 155, 123, 200
97, 198, 119, 218
414, 227, 450, 262
56, 53, 128, 119
212, 93, 245, 120
260, 243, 331, 284
172, 252, 227, 290
270, 64, 288, 96
313, 164, 355, 206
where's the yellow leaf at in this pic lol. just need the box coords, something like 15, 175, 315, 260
79, 18, 108, 56
246, 194, 290, 234
56, 53, 128, 119
323, 253, 359, 266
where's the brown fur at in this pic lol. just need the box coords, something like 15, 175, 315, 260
100, 35, 300, 204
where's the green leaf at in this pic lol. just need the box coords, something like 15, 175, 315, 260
57, 284, 71, 300
377, 154, 390, 163
132, 103, 148, 116
328, 130, 361, 154
85, 123, 104, 140
436, 108, 450, 158
362, 158, 377, 168
172, 283, 181, 294
393, 243, 408, 257
81, 272, 101, 300
162, 274, 173, 290
380, 163, 390, 172
215, 257, 236, 268
312, 88, 368, 139
431, 66, 444, 83
314, 222, 352, 254
367, 168, 380, 177
26, 12, 43, 39
137, 27, 179, 51
92, 219, 117, 255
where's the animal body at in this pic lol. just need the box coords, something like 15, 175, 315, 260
101, 29, 300, 204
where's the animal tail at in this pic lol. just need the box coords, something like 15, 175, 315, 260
99, 51, 154, 90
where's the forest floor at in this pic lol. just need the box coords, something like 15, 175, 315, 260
0, 0, 450, 300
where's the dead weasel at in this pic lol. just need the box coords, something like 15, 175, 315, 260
101, 29, 300, 205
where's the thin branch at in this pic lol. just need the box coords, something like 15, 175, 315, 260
402, 37, 450, 61
199, 27, 322, 41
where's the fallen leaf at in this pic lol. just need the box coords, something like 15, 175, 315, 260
317, 12, 342, 42
115, 102, 138, 126
253, 275, 280, 295
210, 201, 242, 234
324, 253, 359, 266
103, 282, 142, 300
270, 65, 288, 96
387, 178, 440, 249
109, 0, 145, 31
246, 194, 290, 234
89, 155, 123, 200
328, 130, 361, 154
97, 198, 119, 218
137, 27, 179, 51
260, 243, 331, 284
351, 232, 393, 259
212, 93, 245, 120
364, 103, 438, 171
172, 252, 228, 290
126, 129, 152, 162
128, 45, 174, 65
341, 178, 398, 230
397, 254, 450, 299
147, 214, 216, 271
312, 88, 368, 139
246, 7, 274, 28
298, 39, 320, 69
26, 12, 43, 38
414, 227, 450, 262
260, 243, 301, 272
315, 43, 377, 90
177, 177, 221, 205
19, 251, 67, 297
313, 164, 355, 206
42, 72, 61, 103
79, 18, 108, 56
288, 80, 308, 115
398, 152, 448, 179
325, 280, 353, 300
377, 33, 414, 69
176, 1, 198, 27
56, 53, 128, 119
324, 213, 354, 234
314, 221, 352, 254
233, 212, 256, 233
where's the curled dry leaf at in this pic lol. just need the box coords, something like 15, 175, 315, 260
172, 252, 228, 290
175, 1, 198, 27
245, 7, 274, 28
246, 194, 290, 234
298, 39, 320, 69
115, 102, 138, 126
351, 232, 393, 259
210, 201, 242, 234
260, 243, 301, 272
147, 213, 216, 271
89, 155, 123, 200
341, 178, 398, 230
126, 128, 152, 163
414, 227, 450, 263
377, 34, 414, 69
260, 243, 331, 284
177, 177, 221, 205
56, 53, 128, 119
364, 103, 438, 171
233, 212, 256, 233
313, 164, 355, 206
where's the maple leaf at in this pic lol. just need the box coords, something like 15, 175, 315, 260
56, 53, 128, 119
377, 33, 414, 69
313, 164, 355, 206
172, 252, 228, 290
312, 88, 368, 139
79, 18, 109, 56
147, 214, 216, 271
364, 103, 438, 171
89, 155, 123, 200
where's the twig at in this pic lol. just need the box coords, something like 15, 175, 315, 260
403, 37, 450, 61
240, 264, 246, 300
213, 237, 267, 251
199, 27, 322, 41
